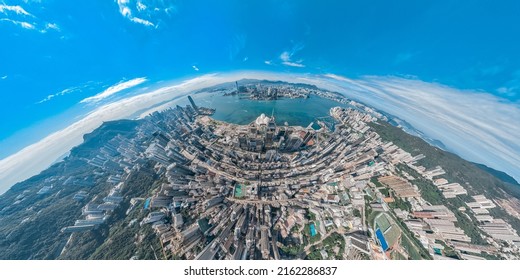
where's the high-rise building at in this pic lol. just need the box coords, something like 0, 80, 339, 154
188, 96, 199, 114
302, 131, 313, 145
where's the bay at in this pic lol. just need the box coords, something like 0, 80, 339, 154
193, 93, 342, 127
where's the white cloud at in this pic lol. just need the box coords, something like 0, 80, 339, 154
0, 18, 35, 29
497, 87, 509, 94
120, 6, 131, 17
192, 65, 199, 71
116, 0, 175, 28
164, 6, 176, 15
495, 70, 520, 99
80, 77, 147, 104
322, 73, 354, 82
136, 1, 147, 12
282, 61, 305, 68
130, 16, 153, 26
0, 4, 61, 33
280, 51, 291, 62
39, 22, 61, 33
0, 4, 32, 17
117, 0, 154, 27
279, 43, 305, 67
18, 20, 34, 29
37, 88, 75, 104
264, 60, 273, 65
1, 75, 7, 80
45, 22, 60, 31
37, 83, 95, 104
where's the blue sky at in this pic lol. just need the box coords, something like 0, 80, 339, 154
1, 1, 520, 173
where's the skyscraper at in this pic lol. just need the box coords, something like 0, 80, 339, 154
188, 96, 199, 114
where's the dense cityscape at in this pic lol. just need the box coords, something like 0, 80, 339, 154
1, 82, 520, 260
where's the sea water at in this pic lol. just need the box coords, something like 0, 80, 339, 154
194, 93, 342, 127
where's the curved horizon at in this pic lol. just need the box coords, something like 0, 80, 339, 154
0, 70, 519, 195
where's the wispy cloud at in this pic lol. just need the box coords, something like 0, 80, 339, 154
496, 86, 519, 99
280, 52, 291, 62
117, 0, 154, 27
0, 3, 60, 33
41, 22, 60, 32
264, 60, 273, 65
130, 16, 153, 26
80, 77, 147, 104
192, 65, 199, 71
37, 88, 76, 104
37, 82, 97, 104
495, 69, 520, 100
282, 61, 305, 68
280, 43, 305, 67
1, 75, 7, 80
0, 4, 32, 17
136, 1, 147, 12
0, 18, 35, 29
116, 0, 176, 28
